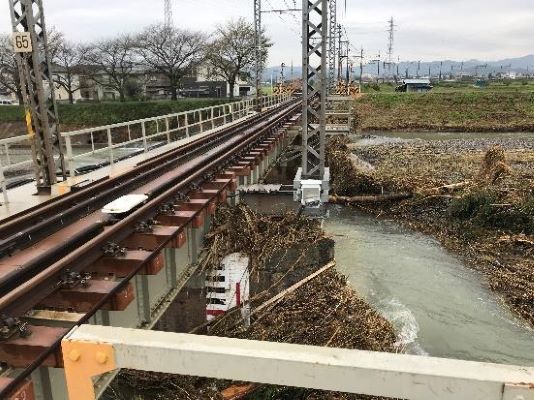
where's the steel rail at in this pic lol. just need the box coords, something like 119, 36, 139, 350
0, 100, 300, 317
0, 99, 301, 399
0, 103, 292, 258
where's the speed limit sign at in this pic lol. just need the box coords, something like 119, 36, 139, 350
12, 32, 33, 53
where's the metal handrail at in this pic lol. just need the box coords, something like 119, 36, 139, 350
0, 94, 289, 203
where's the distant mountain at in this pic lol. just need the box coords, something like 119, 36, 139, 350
263, 55, 534, 80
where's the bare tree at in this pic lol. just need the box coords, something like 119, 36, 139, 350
85, 35, 137, 102
206, 18, 271, 99
52, 39, 89, 104
0, 28, 65, 105
136, 25, 205, 101
0, 34, 23, 104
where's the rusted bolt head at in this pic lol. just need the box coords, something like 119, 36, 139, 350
68, 350, 81, 362
96, 352, 108, 364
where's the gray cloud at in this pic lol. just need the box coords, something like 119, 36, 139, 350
0, 0, 533, 65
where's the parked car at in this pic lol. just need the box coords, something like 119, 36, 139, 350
0, 99, 14, 105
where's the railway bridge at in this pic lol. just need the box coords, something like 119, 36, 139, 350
0, 0, 533, 399
0, 95, 532, 400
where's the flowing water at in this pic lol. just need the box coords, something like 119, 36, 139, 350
325, 206, 534, 366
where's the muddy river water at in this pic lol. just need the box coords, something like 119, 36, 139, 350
326, 206, 534, 366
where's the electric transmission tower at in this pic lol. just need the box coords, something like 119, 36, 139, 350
164, 0, 173, 28
386, 17, 396, 74
328, 0, 337, 92
9, 0, 65, 190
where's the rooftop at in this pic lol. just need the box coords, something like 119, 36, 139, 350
403, 79, 431, 85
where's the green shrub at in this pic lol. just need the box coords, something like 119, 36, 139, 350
449, 188, 497, 220
0, 105, 24, 122
0, 99, 231, 126
449, 190, 534, 234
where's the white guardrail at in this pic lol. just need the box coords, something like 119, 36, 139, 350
0, 94, 290, 203
62, 324, 534, 400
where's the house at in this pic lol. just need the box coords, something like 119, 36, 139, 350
7, 63, 253, 104
178, 66, 253, 98
136, 66, 253, 99
51, 64, 122, 103
395, 79, 433, 93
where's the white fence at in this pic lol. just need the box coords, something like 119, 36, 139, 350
0, 94, 289, 203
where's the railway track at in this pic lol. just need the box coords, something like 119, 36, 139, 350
0, 99, 300, 397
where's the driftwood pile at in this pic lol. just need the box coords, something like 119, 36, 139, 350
104, 204, 398, 400
200, 203, 324, 279
108, 268, 397, 400
327, 137, 383, 197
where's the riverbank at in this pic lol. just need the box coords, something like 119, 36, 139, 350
104, 205, 397, 400
329, 136, 534, 327
353, 92, 534, 132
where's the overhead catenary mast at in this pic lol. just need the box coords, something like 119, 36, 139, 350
328, 0, 337, 92
9, 0, 65, 191
254, 0, 262, 104
301, 0, 328, 179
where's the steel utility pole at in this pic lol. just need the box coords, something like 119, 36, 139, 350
301, 0, 328, 179
9, 0, 65, 191
328, 0, 337, 92
337, 24, 343, 80
354, 47, 364, 86
371, 51, 381, 81
254, 0, 262, 107
345, 43, 350, 83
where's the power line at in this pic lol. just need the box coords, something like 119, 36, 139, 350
263, 0, 301, 34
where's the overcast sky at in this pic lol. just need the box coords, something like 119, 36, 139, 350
1, 0, 533, 66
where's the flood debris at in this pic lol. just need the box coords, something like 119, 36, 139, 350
479, 145, 511, 184
104, 204, 398, 400
329, 135, 534, 327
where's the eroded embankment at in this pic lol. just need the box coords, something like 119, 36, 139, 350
104, 204, 398, 400
328, 136, 534, 327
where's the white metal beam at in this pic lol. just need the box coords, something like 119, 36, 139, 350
63, 324, 534, 400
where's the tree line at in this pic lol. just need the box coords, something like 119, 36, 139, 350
0, 18, 271, 104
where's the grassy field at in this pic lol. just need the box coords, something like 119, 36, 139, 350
0, 98, 230, 127
361, 79, 534, 94
353, 91, 534, 132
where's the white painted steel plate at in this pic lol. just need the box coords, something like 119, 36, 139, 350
102, 194, 148, 214
12, 32, 32, 53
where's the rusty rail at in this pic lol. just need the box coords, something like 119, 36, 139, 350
0, 99, 301, 398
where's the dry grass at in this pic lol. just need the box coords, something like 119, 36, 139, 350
353, 92, 534, 132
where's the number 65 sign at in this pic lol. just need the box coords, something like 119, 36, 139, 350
12, 32, 33, 53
